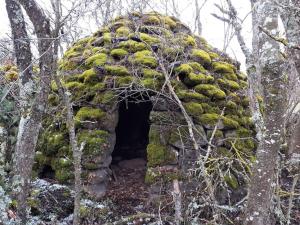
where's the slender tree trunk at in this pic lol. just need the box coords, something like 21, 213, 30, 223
6, 0, 53, 222
280, 0, 300, 157
244, 1, 286, 224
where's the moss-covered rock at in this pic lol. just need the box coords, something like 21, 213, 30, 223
36, 12, 255, 199
191, 49, 211, 66
195, 84, 226, 99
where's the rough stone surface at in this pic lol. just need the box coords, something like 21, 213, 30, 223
35, 12, 256, 207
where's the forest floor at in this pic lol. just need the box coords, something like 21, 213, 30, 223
105, 158, 150, 217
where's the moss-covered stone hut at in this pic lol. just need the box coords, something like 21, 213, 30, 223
36, 12, 256, 205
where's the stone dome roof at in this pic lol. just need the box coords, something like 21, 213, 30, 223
36, 12, 256, 199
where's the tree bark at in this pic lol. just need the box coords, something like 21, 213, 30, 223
280, 0, 300, 157
244, 1, 286, 224
6, 0, 53, 222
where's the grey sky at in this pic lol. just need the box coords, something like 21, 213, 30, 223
0, 0, 252, 71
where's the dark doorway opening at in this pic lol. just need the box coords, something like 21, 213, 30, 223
107, 98, 152, 215
38, 165, 55, 180
112, 99, 152, 163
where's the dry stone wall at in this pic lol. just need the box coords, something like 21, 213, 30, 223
35, 12, 256, 200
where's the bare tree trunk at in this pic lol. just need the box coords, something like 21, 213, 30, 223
280, 0, 300, 157
6, 0, 53, 222
244, 1, 286, 224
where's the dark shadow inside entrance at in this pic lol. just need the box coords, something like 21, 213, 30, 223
112, 99, 152, 163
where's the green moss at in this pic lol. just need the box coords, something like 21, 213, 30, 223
92, 47, 108, 54
184, 35, 196, 47
141, 78, 162, 90
184, 73, 214, 86
92, 91, 116, 105
85, 53, 107, 66
140, 33, 160, 44
187, 62, 206, 73
176, 90, 208, 102
83, 71, 101, 84
175, 64, 193, 75
103, 32, 112, 44
237, 72, 247, 80
163, 16, 177, 28
89, 83, 106, 93
131, 50, 158, 68
212, 62, 235, 74
104, 65, 130, 76
64, 82, 86, 98
199, 113, 220, 125
145, 168, 180, 184
208, 52, 219, 59
144, 15, 160, 25
118, 40, 147, 52
75, 107, 105, 123
35, 151, 51, 165
142, 68, 164, 80
58, 60, 79, 71
55, 169, 73, 183
78, 129, 109, 156
147, 143, 169, 167
222, 116, 240, 129
51, 157, 72, 170
241, 97, 250, 107
116, 76, 134, 87
195, 84, 226, 99
237, 127, 253, 137
217, 78, 240, 90
64, 47, 81, 59
184, 102, 204, 118
225, 100, 238, 111
224, 72, 238, 81
191, 49, 211, 65
39, 129, 70, 156
80, 68, 97, 82
201, 103, 221, 114
116, 26, 130, 37
224, 174, 239, 189
240, 80, 248, 89
110, 48, 128, 59
207, 130, 223, 139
